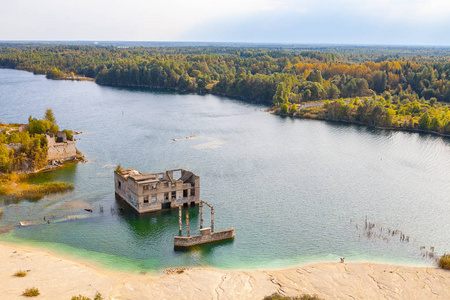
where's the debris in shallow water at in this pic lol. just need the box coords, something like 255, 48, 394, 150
356, 217, 443, 264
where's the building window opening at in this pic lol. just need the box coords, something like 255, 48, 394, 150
172, 170, 181, 180
118, 181, 121, 189
183, 189, 188, 197
144, 196, 149, 204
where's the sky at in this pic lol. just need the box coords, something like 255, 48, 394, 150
1, 0, 450, 45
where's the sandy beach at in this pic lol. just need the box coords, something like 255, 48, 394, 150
1, 243, 450, 299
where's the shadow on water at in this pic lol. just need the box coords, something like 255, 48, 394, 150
103, 85, 270, 109
103, 85, 190, 96
115, 195, 200, 240
313, 118, 450, 142
174, 238, 235, 253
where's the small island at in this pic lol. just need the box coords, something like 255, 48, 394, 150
0, 109, 84, 199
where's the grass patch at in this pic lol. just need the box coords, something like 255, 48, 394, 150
439, 254, 450, 270
14, 270, 27, 277
22, 287, 40, 297
71, 292, 103, 300
264, 293, 323, 300
0, 173, 73, 200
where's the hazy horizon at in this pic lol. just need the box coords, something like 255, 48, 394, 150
1, 40, 450, 48
2, 0, 450, 46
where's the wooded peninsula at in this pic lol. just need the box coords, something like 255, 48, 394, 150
1, 44, 450, 135
0, 109, 80, 199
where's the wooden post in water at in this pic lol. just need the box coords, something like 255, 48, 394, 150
178, 205, 182, 236
211, 206, 214, 233
186, 211, 190, 237
200, 201, 204, 229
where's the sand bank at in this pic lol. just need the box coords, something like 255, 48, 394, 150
1, 243, 449, 299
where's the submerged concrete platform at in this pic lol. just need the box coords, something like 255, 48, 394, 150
174, 227, 235, 248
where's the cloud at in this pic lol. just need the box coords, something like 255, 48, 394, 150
1, 0, 449, 44
181, 0, 450, 45
0, 0, 276, 40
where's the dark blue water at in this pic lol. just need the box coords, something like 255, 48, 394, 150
0, 69, 449, 272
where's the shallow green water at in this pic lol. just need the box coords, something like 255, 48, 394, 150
0, 69, 449, 272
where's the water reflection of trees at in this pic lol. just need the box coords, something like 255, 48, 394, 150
27, 163, 78, 184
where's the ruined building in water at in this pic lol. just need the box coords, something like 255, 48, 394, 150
114, 169, 200, 213
45, 131, 77, 163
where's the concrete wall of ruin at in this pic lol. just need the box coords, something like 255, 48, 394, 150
114, 169, 201, 214
47, 140, 77, 161
174, 228, 235, 247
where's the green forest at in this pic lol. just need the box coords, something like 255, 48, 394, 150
284, 96, 450, 134
0, 109, 59, 173
1, 44, 450, 135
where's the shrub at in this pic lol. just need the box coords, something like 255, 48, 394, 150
22, 287, 40, 297
63, 129, 73, 140
14, 270, 27, 277
46, 68, 63, 79
71, 292, 103, 300
290, 104, 298, 114
418, 112, 431, 130
71, 296, 89, 300
280, 103, 289, 114
439, 254, 450, 270
94, 293, 103, 300
28, 118, 58, 134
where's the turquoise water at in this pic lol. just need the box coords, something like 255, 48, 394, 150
0, 68, 449, 272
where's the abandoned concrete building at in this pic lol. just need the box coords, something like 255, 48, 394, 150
45, 131, 77, 162
114, 169, 200, 213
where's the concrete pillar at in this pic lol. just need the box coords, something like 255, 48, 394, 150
200, 201, 204, 229
186, 211, 190, 237
178, 205, 182, 236
211, 207, 214, 233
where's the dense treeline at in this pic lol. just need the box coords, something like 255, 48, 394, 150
1, 45, 450, 106
289, 95, 450, 135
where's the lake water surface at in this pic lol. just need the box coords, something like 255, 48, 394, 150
0, 69, 449, 272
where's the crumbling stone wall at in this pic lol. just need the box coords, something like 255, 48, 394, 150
46, 136, 76, 161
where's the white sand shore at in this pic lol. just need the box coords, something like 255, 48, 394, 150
1, 243, 449, 300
